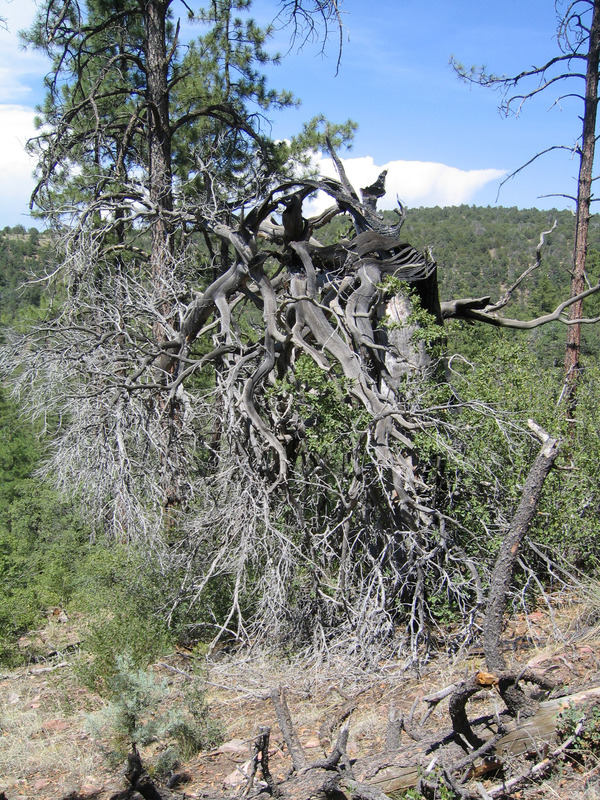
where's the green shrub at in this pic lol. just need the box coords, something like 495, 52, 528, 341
75, 607, 172, 695
86, 655, 224, 768
166, 680, 225, 758
0, 479, 89, 664
87, 655, 167, 747
557, 700, 600, 757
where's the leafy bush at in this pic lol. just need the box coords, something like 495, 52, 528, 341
72, 543, 174, 692
75, 605, 172, 695
264, 353, 369, 480
0, 481, 89, 664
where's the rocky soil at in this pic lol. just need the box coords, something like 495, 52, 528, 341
2, 597, 600, 800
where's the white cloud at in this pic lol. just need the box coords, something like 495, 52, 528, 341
0, 104, 37, 226
306, 154, 506, 215
0, 57, 42, 104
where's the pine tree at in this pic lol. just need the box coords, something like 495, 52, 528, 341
24, 0, 297, 510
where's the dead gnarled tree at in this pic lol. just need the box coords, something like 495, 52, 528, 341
4, 143, 599, 661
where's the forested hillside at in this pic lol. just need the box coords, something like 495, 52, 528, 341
403, 204, 600, 364
404, 206, 592, 302
0, 225, 54, 320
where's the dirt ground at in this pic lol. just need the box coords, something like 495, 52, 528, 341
2, 598, 600, 800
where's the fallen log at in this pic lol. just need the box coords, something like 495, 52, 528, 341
363, 684, 600, 794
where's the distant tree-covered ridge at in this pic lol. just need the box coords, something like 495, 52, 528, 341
400, 205, 596, 302
401, 205, 600, 365
2, 208, 598, 367
2, 209, 594, 323
0, 225, 54, 320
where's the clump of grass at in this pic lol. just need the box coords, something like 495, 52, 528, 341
0, 667, 101, 792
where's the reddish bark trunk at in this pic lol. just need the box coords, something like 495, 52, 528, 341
144, 0, 174, 307
143, 1, 181, 509
564, 0, 600, 400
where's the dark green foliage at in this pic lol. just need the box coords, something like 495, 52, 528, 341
416, 332, 600, 592
0, 389, 89, 663
0, 384, 232, 668
0, 391, 175, 669
0, 480, 89, 664
0, 226, 54, 320
0, 388, 39, 500
532, 367, 600, 566
557, 700, 600, 758
72, 545, 174, 692
402, 205, 577, 298
266, 352, 368, 460
75, 605, 171, 695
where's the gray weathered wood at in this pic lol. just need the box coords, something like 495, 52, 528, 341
364, 685, 600, 794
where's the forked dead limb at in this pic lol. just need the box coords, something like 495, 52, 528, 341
269, 686, 308, 770
270, 685, 355, 776
242, 725, 279, 797
483, 423, 560, 717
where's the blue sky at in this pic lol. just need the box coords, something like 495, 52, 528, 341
0, 0, 587, 226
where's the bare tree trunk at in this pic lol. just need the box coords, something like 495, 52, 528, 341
144, 0, 175, 309
144, 0, 181, 510
564, 0, 600, 402
484, 427, 560, 716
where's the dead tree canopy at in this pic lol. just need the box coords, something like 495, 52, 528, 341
4, 153, 597, 659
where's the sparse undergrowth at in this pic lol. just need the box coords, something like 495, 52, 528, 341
2, 594, 600, 800
558, 699, 600, 761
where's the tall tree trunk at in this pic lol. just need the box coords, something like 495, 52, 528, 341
144, 0, 181, 510
564, 0, 600, 402
144, 0, 174, 311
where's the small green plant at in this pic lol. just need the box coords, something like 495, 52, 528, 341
378, 275, 411, 298
394, 772, 458, 799
75, 606, 172, 694
86, 655, 224, 768
557, 701, 600, 756
397, 789, 423, 799
87, 655, 167, 749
